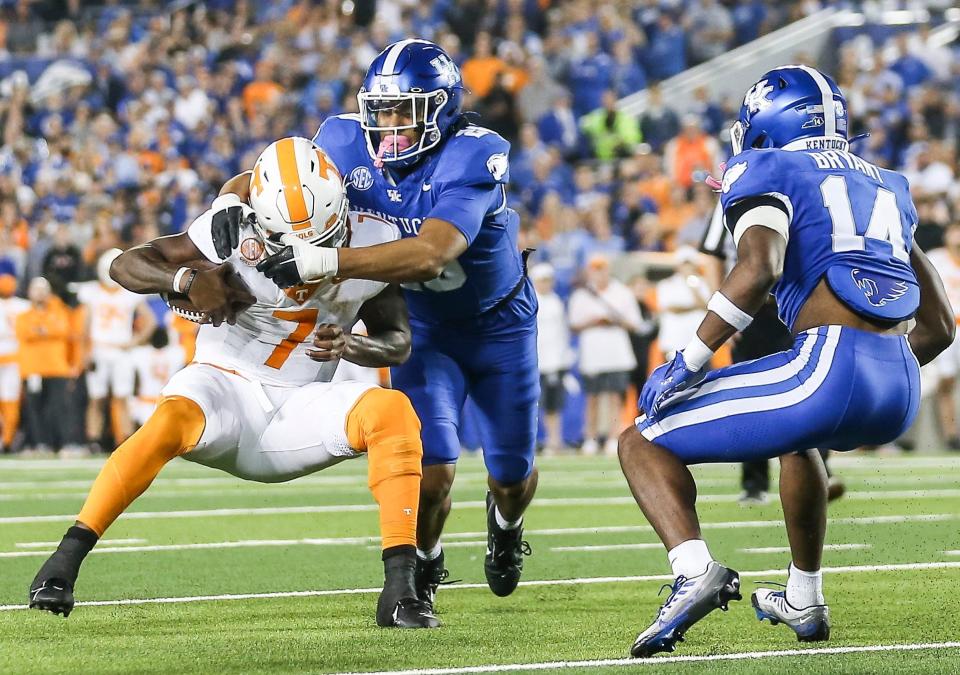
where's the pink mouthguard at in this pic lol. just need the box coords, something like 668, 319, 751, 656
704, 162, 727, 191
374, 134, 412, 168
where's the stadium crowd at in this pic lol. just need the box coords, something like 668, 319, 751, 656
1, 0, 959, 455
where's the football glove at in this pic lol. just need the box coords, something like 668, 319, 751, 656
210, 194, 245, 260
256, 234, 339, 288
639, 351, 705, 418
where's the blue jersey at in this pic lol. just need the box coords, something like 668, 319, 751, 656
315, 114, 527, 329
719, 147, 920, 329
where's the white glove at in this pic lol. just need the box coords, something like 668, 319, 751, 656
256, 234, 339, 288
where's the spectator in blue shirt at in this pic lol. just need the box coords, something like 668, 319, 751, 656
611, 40, 647, 98
568, 32, 613, 117
643, 14, 686, 81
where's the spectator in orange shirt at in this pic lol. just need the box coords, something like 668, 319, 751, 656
243, 60, 285, 120
15, 277, 75, 454
461, 32, 506, 100
663, 115, 721, 189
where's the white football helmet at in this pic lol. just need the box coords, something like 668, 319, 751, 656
248, 137, 349, 254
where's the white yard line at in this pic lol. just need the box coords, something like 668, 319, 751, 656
550, 543, 664, 552
15, 538, 145, 549
329, 642, 960, 675
2, 560, 959, 612
945, 550, 960, 556
741, 543, 870, 554
1, 514, 952, 555
4, 492, 960, 526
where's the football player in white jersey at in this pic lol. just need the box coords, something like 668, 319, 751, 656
0, 274, 29, 451
77, 249, 157, 450
925, 221, 960, 449
129, 326, 186, 427
29, 137, 439, 630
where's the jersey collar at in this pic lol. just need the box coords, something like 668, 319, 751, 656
781, 136, 849, 152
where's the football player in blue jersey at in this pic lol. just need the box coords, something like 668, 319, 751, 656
210, 40, 539, 614
617, 66, 955, 657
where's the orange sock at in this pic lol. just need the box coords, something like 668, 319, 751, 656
346, 388, 422, 550
77, 396, 205, 536
0, 399, 20, 448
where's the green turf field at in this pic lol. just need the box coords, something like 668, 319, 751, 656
1, 453, 959, 674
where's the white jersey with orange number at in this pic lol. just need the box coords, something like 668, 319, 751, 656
0, 296, 30, 361
131, 344, 187, 402
76, 282, 143, 348
186, 207, 398, 386
926, 248, 960, 322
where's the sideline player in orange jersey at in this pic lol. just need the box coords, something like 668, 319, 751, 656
29, 137, 438, 629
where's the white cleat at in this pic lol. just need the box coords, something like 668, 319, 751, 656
752, 587, 830, 642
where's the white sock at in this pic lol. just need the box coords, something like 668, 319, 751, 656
495, 506, 522, 530
416, 543, 442, 561
667, 539, 714, 578
787, 564, 824, 607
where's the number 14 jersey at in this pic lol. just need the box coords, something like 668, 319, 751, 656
719, 145, 920, 330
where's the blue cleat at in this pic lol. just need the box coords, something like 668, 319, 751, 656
631, 561, 742, 658
752, 587, 830, 642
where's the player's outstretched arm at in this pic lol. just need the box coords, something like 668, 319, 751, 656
258, 219, 469, 287
111, 233, 256, 326
306, 284, 411, 367
908, 244, 955, 366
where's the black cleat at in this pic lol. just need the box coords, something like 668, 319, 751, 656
29, 578, 75, 617
377, 596, 440, 628
414, 550, 450, 612
484, 492, 531, 597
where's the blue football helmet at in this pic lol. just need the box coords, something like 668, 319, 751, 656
731, 65, 848, 155
358, 39, 465, 167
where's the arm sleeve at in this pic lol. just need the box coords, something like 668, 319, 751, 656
427, 182, 504, 245
725, 196, 791, 246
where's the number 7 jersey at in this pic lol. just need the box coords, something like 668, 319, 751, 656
186, 206, 398, 386
719, 145, 920, 330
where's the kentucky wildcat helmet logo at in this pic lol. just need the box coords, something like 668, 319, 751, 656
851, 269, 908, 307
743, 79, 774, 114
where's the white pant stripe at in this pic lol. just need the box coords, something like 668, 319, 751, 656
682, 330, 819, 403
641, 326, 841, 441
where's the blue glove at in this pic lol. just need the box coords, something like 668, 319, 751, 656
638, 351, 706, 418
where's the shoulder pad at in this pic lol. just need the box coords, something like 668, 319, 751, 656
435, 126, 512, 187
314, 115, 364, 151
719, 149, 789, 210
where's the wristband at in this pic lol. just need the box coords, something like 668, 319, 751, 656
181, 269, 199, 297
681, 335, 714, 372
173, 267, 192, 293
707, 292, 753, 331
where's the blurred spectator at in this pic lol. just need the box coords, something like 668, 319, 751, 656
580, 90, 642, 161
925, 222, 960, 450
639, 84, 680, 151
537, 92, 582, 160
461, 31, 506, 100
569, 255, 642, 456
643, 13, 686, 81
42, 223, 84, 305
663, 115, 721, 189
685, 0, 734, 64
610, 40, 647, 98
626, 274, 659, 398
654, 247, 710, 360
568, 32, 613, 116
15, 277, 74, 455
531, 263, 574, 454
516, 56, 566, 124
